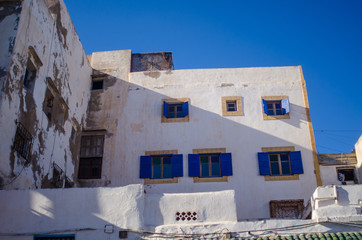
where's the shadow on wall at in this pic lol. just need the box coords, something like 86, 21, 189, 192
0, 184, 144, 238
81, 66, 319, 221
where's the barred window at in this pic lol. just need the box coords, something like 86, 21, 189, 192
78, 134, 104, 179
13, 122, 33, 161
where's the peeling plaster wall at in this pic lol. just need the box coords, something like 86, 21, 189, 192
0, 1, 22, 108
0, 0, 92, 189
87, 50, 318, 221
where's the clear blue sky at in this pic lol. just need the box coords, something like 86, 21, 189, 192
64, 0, 362, 153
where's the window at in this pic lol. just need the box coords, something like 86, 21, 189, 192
162, 98, 190, 123
226, 101, 237, 112
261, 96, 290, 120
221, 96, 242, 116
43, 78, 67, 126
78, 134, 105, 179
43, 88, 54, 120
23, 59, 37, 92
91, 79, 104, 90
337, 168, 358, 184
51, 163, 64, 188
140, 150, 183, 184
23, 46, 42, 94
188, 148, 232, 182
13, 121, 33, 161
258, 148, 303, 180
269, 200, 304, 219
34, 235, 74, 240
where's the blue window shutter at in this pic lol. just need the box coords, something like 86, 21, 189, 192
188, 154, 200, 177
258, 152, 270, 175
182, 101, 189, 117
290, 151, 304, 174
282, 97, 290, 114
140, 155, 152, 178
172, 154, 183, 177
220, 153, 233, 176
163, 101, 169, 118
262, 99, 268, 114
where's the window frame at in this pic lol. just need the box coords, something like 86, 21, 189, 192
269, 152, 292, 176
23, 47, 43, 94
78, 132, 105, 180
221, 96, 243, 116
261, 96, 290, 120
140, 150, 183, 184
151, 155, 173, 179
336, 167, 358, 184
258, 146, 303, 181
162, 98, 190, 123
188, 148, 232, 183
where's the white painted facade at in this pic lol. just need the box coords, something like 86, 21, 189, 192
0, 185, 361, 239
86, 50, 320, 220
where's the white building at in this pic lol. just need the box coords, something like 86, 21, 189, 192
1, 1, 361, 239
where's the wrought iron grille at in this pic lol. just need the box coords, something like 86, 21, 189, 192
13, 121, 33, 161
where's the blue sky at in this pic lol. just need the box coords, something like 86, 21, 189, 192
64, 0, 362, 153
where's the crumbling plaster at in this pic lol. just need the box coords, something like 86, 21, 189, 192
0, 0, 92, 189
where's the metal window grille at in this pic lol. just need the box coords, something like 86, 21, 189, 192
13, 121, 33, 161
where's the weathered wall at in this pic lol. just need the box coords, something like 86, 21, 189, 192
87, 50, 319, 221
0, 0, 92, 189
0, 1, 22, 109
355, 135, 362, 180
144, 190, 237, 226
0, 184, 145, 240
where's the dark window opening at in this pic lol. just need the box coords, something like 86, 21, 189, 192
23, 59, 37, 93
92, 79, 104, 90
78, 135, 104, 179
51, 163, 64, 188
267, 101, 282, 116
337, 168, 357, 183
226, 101, 237, 112
270, 200, 304, 219
168, 104, 183, 118
43, 89, 54, 120
13, 121, 33, 161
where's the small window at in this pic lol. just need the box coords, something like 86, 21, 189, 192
23, 59, 37, 93
13, 121, 33, 161
162, 98, 190, 123
43, 88, 54, 120
337, 168, 358, 184
258, 150, 304, 177
226, 101, 237, 112
261, 96, 290, 120
221, 96, 242, 116
91, 79, 104, 90
140, 152, 183, 183
78, 134, 105, 179
51, 163, 64, 188
188, 151, 232, 180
